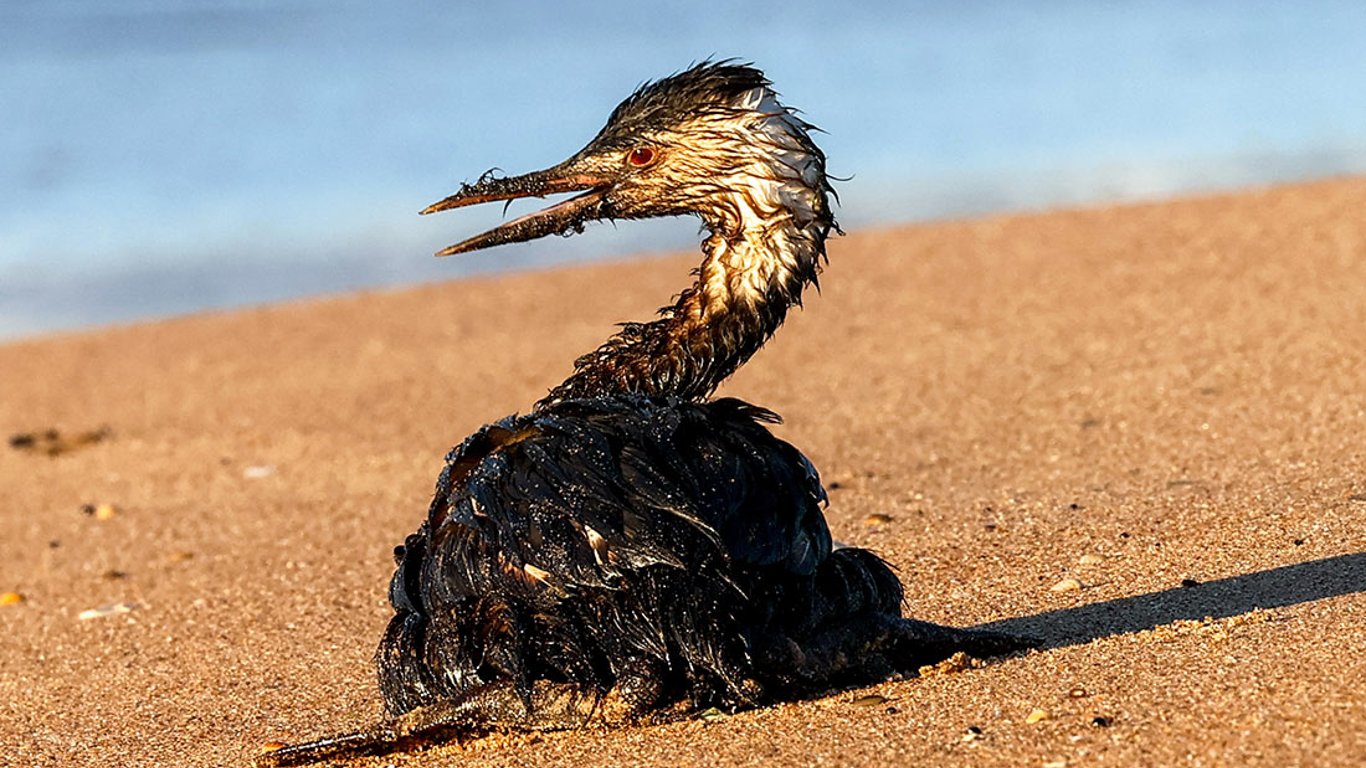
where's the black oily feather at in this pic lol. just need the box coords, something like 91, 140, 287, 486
595, 60, 769, 148
378, 395, 889, 717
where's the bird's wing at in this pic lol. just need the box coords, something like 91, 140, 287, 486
419, 397, 829, 594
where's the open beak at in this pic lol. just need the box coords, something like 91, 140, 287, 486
420, 163, 614, 256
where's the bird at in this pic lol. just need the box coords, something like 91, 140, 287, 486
259, 61, 1034, 766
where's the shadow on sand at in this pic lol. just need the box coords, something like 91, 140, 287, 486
972, 552, 1366, 650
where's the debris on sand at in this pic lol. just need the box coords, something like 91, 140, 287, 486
80, 503, 119, 521
696, 707, 730, 723
8, 426, 112, 457
919, 652, 984, 678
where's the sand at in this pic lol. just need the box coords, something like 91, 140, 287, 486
2, 178, 1364, 768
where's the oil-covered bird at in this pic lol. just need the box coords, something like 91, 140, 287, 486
261, 62, 1034, 766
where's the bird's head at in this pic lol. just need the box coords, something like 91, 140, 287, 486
422, 61, 835, 256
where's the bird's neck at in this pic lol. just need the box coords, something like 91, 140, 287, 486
538, 189, 833, 408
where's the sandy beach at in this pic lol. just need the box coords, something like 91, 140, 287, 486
2, 178, 1364, 767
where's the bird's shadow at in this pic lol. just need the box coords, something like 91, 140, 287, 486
971, 552, 1366, 650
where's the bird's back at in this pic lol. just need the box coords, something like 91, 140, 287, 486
377, 395, 904, 718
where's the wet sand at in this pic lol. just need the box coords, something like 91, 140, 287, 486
2, 178, 1364, 767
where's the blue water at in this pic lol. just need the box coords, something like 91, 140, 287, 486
3, 1, 1365, 339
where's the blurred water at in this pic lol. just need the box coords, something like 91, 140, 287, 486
2, 0, 1365, 339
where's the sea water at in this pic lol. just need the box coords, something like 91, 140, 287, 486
3, 0, 1364, 339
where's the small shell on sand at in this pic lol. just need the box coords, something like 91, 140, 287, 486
1025, 708, 1051, 724
77, 602, 138, 621
0, 592, 25, 606
851, 694, 889, 707
1050, 578, 1082, 592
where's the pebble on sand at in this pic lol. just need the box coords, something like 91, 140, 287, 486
1025, 708, 1051, 724
0, 592, 25, 606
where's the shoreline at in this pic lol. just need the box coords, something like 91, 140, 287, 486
10, 169, 1366, 346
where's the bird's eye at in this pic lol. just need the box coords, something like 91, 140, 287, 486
626, 147, 657, 168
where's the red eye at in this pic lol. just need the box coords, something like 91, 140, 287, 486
627, 147, 656, 167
